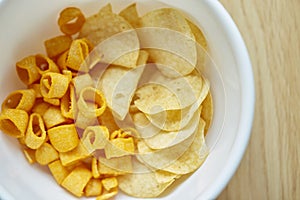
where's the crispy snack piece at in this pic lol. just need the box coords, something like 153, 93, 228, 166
48, 160, 70, 184
43, 106, 68, 129
24, 113, 47, 149
44, 35, 73, 58
0, 109, 28, 138
61, 84, 77, 119
66, 39, 91, 72
35, 143, 59, 165
59, 142, 90, 167
48, 124, 79, 153
35, 54, 60, 74
1, 89, 36, 112
16, 56, 41, 85
58, 7, 85, 35
85, 178, 102, 197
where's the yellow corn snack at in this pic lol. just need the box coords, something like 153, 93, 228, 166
43, 97, 61, 106
85, 179, 102, 197
23, 148, 36, 164
61, 84, 77, 119
35, 143, 59, 165
98, 156, 133, 176
44, 35, 73, 58
24, 113, 47, 149
43, 106, 68, 129
57, 50, 69, 71
72, 73, 94, 96
16, 55, 41, 85
59, 142, 90, 167
77, 87, 106, 118
58, 7, 85, 35
35, 54, 60, 74
0, 109, 28, 138
66, 39, 90, 72
81, 126, 109, 153
75, 111, 98, 130
101, 177, 118, 191
61, 166, 92, 197
31, 101, 50, 116
97, 108, 119, 133
28, 84, 42, 98
1, 89, 36, 112
40, 72, 71, 99
105, 137, 135, 159
48, 160, 70, 184
48, 124, 79, 153
96, 188, 118, 200
91, 157, 100, 178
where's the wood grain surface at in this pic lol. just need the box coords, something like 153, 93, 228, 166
217, 0, 300, 199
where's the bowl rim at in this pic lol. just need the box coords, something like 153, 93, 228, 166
198, 0, 255, 199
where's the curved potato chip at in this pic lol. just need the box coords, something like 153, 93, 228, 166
24, 113, 47, 149
1, 89, 36, 112
79, 4, 139, 68
58, 7, 85, 35
119, 3, 140, 28
161, 119, 208, 174
48, 124, 79, 153
44, 35, 73, 58
118, 159, 176, 198
139, 8, 196, 77
201, 92, 213, 135
16, 56, 41, 85
142, 108, 200, 149
0, 109, 28, 138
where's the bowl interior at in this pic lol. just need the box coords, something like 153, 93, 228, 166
0, 0, 254, 199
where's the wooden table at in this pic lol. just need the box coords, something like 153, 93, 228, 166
217, 0, 300, 199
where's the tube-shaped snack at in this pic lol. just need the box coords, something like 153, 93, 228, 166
24, 113, 47, 149
58, 7, 85, 35
44, 35, 73, 58
1, 89, 36, 112
66, 39, 90, 72
77, 87, 106, 118
61, 84, 77, 119
81, 126, 109, 153
35, 54, 60, 74
0, 109, 29, 138
48, 124, 79, 153
40, 72, 71, 99
16, 56, 41, 85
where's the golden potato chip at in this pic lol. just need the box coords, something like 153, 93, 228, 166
159, 119, 208, 174
59, 141, 90, 167
0, 109, 28, 138
58, 7, 85, 35
16, 56, 41, 85
139, 8, 196, 77
201, 92, 213, 135
118, 159, 175, 198
48, 124, 79, 153
119, 3, 140, 28
79, 4, 139, 68
24, 113, 47, 149
44, 35, 73, 58
1, 89, 36, 112
48, 160, 70, 184
61, 166, 92, 197
85, 178, 102, 197
35, 142, 59, 165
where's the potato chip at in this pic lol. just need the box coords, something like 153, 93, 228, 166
35, 142, 59, 165
118, 158, 175, 198
119, 3, 140, 28
48, 160, 70, 184
48, 124, 79, 153
58, 7, 85, 35
0, 109, 28, 138
1, 89, 36, 112
98, 156, 133, 175
44, 35, 73, 58
85, 178, 102, 197
79, 4, 139, 68
139, 8, 196, 77
201, 92, 213, 135
104, 137, 135, 159
97, 108, 120, 133
61, 166, 92, 197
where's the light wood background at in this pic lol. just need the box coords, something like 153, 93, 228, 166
218, 0, 300, 199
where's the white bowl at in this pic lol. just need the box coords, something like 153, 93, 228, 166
0, 0, 255, 199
